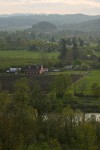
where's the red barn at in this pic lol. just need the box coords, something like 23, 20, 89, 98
24, 65, 44, 74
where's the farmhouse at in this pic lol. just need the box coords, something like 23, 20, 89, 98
6, 65, 48, 74
24, 64, 46, 74
43, 68, 48, 72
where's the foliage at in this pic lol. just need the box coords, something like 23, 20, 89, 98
74, 70, 100, 95
0, 86, 100, 150
51, 74, 72, 98
72, 38, 78, 60
59, 39, 68, 65
91, 83, 100, 97
30, 80, 52, 116
14, 78, 30, 105
74, 123, 97, 150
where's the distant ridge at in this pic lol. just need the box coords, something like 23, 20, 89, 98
62, 18, 100, 33
32, 21, 56, 32
0, 13, 100, 31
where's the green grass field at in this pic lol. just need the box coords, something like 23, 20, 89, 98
48, 70, 87, 75
0, 51, 59, 69
95, 52, 100, 57
74, 70, 100, 95
0, 51, 59, 59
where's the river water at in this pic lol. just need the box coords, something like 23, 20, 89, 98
85, 113, 100, 121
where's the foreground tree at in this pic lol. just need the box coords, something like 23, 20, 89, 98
72, 37, 78, 60
13, 78, 37, 150
75, 122, 97, 150
14, 78, 30, 106
30, 81, 52, 117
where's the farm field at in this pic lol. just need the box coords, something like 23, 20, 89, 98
0, 51, 59, 69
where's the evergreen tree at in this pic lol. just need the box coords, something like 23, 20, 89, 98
59, 38, 67, 65
72, 37, 78, 60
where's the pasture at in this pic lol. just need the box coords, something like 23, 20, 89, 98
48, 70, 87, 75
0, 51, 59, 59
74, 70, 100, 95
0, 51, 59, 70
95, 52, 100, 57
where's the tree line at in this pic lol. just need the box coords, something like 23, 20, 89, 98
0, 30, 100, 52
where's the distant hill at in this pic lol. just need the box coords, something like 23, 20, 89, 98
32, 21, 56, 32
62, 18, 100, 33
0, 13, 100, 31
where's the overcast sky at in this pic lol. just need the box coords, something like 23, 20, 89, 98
0, 0, 100, 15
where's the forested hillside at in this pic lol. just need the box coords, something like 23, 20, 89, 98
0, 13, 100, 31
32, 22, 57, 32
62, 18, 100, 33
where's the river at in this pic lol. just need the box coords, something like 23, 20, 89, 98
85, 113, 100, 121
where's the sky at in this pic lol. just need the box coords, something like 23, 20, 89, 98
0, 0, 100, 15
